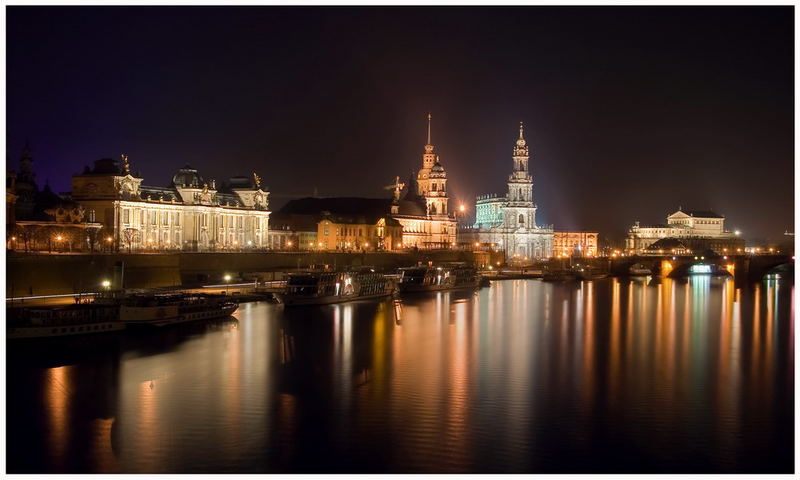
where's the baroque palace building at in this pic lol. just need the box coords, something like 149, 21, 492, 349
391, 114, 457, 248
460, 123, 553, 260
625, 208, 744, 255
71, 156, 270, 251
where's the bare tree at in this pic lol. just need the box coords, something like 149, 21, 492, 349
15, 225, 34, 252
7, 224, 19, 251
96, 227, 115, 252
122, 228, 140, 254
31, 226, 50, 252
85, 225, 110, 253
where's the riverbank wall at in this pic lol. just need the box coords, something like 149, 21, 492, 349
7, 250, 504, 296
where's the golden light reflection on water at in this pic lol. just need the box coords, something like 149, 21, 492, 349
89, 417, 116, 473
13, 277, 794, 474
45, 365, 71, 469
581, 282, 595, 405
609, 280, 621, 404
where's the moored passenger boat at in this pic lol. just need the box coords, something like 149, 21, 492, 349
279, 268, 397, 306
573, 267, 608, 280
397, 264, 481, 293
7, 304, 124, 339
119, 293, 238, 327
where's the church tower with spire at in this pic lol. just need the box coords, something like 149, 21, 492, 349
467, 121, 553, 260
416, 114, 449, 216
389, 113, 457, 249
504, 122, 537, 228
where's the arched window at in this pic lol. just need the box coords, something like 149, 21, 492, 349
519, 214, 525, 224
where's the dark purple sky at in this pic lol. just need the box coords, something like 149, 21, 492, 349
7, 6, 794, 243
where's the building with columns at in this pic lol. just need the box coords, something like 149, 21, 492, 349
552, 231, 599, 257
70, 157, 271, 252
390, 114, 457, 248
625, 208, 744, 254
460, 123, 553, 260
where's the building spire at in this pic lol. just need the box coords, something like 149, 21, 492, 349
519, 121, 524, 140
427, 113, 432, 145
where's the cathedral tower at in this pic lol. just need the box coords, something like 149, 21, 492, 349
416, 114, 449, 216
505, 122, 537, 228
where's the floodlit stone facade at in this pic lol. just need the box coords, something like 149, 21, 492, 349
553, 231, 599, 257
71, 157, 270, 252
460, 123, 553, 260
391, 114, 457, 248
625, 209, 743, 254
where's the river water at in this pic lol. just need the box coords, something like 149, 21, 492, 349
7, 276, 794, 473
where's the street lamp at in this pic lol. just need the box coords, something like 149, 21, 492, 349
224, 274, 232, 295
101, 279, 111, 290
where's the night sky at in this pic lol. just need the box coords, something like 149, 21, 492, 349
6, 6, 794, 243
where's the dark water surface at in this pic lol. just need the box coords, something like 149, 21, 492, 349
7, 277, 794, 473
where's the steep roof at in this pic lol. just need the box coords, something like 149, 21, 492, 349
279, 197, 392, 217
269, 212, 321, 232
321, 213, 402, 227
396, 173, 428, 216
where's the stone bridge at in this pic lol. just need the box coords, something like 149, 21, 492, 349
535, 254, 793, 284
608, 254, 793, 283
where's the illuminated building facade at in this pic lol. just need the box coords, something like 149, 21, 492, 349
552, 231, 599, 257
389, 115, 457, 248
271, 197, 402, 251
460, 123, 553, 260
71, 157, 270, 251
625, 208, 744, 254
317, 214, 403, 251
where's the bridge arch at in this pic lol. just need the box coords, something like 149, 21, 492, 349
666, 262, 732, 279
759, 262, 794, 280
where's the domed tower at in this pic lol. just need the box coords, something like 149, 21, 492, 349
416, 114, 449, 216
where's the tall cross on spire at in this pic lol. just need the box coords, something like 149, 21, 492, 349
427, 113, 432, 145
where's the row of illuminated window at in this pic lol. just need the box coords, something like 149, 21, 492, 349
122, 208, 181, 226
122, 208, 267, 229
332, 226, 365, 237
671, 219, 722, 225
